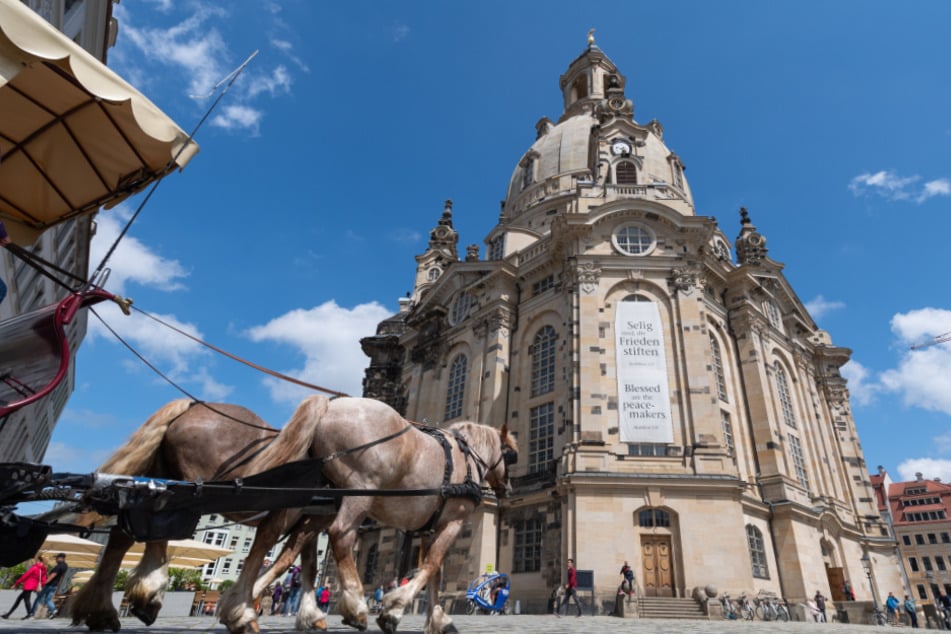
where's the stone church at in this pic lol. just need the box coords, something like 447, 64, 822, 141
358, 37, 901, 613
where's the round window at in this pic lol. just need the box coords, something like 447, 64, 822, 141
612, 224, 655, 256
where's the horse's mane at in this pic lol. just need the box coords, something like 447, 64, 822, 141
448, 421, 518, 458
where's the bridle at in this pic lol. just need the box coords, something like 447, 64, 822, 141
467, 431, 518, 496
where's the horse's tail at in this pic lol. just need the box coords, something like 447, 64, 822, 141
97, 398, 195, 475
246, 395, 329, 473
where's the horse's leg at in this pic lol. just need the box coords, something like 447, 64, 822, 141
295, 525, 328, 631
71, 525, 134, 632
422, 534, 454, 634
380, 520, 463, 634
330, 504, 371, 631
220, 511, 306, 634
124, 540, 169, 626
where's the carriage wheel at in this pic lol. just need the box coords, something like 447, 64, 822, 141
466, 601, 478, 615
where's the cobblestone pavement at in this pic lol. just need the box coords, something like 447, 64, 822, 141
0, 613, 898, 634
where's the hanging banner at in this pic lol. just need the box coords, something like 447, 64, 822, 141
615, 301, 673, 443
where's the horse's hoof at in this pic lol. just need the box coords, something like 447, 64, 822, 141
377, 613, 399, 634
249, 619, 261, 633
443, 625, 458, 634
313, 618, 328, 630
343, 616, 368, 631
84, 614, 122, 632
129, 603, 159, 626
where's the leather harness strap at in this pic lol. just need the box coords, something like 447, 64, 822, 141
416, 427, 483, 533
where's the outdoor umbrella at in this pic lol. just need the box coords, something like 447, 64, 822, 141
0, 0, 198, 246
125, 538, 233, 569
36, 533, 103, 569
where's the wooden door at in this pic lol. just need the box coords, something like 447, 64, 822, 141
827, 567, 846, 601
641, 535, 674, 597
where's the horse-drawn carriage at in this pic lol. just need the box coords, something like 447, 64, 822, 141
0, 5, 518, 632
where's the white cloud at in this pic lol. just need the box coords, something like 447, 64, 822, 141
897, 458, 951, 483
211, 105, 264, 134
90, 210, 188, 295
849, 170, 950, 204
805, 295, 845, 320
245, 300, 393, 404
917, 178, 951, 203
841, 360, 878, 406
878, 308, 951, 416
246, 65, 292, 100
117, 4, 230, 98
43, 441, 112, 473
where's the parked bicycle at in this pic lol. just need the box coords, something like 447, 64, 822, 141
754, 590, 789, 621
719, 592, 738, 620
736, 592, 755, 620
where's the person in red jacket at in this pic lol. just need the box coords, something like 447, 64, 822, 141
554, 558, 582, 617
3, 557, 47, 619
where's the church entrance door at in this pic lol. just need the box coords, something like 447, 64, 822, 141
826, 566, 846, 601
640, 535, 673, 597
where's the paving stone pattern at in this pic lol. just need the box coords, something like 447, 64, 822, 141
0, 613, 900, 634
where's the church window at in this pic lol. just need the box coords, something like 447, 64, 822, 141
528, 402, 554, 473
909, 557, 920, 572
764, 299, 783, 330
628, 443, 668, 457
774, 362, 797, 428
444, 354, 467, 420
427, 267, 441, 281
788, 434, 809, 489
721, 410, 734, 455
532, 274, 554, 295
571, 75, 588, 101
530, 326, 557, 397
746, 525, 770, 579
616, 161, 638, 184
710, 335, 728, 402
449, 292, 472, 326
488, 235, 505, 261
613, 223, 655, 256
672, 161, 684, 190
522, 157, 535, 190
513, 518, 543, 573
638, 508, 670, 528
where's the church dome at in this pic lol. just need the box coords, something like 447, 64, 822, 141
501, 39, 694, 219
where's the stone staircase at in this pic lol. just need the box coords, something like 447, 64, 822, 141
634, 596, 708, 620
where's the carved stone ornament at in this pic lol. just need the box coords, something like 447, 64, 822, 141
489, 308, 514, 335
669, 265, 704, 294
576, 261, 601, 294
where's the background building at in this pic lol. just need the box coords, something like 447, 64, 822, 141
359, 39, 902, 613
873, 469, 951, 611
0, 0, 116, 462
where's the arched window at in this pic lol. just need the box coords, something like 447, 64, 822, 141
746, 524, 770, 579
710, 334, 728, 402
530, 326, 557, 397
638, 508, 670, 528
774, 362, 797, 428
444, 354, 467, 420
616, 161, 638, 184
427, 267, 441, 281
449, 292, 472, 325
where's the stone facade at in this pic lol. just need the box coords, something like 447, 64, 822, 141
359, 39, 900, 613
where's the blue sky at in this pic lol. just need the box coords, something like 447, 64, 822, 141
41, 1, 951, 487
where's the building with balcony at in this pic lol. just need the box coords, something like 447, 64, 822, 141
359, 37, 902, 613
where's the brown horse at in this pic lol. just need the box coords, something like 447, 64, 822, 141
216, 396, 518, 634
69, 397, 329, 633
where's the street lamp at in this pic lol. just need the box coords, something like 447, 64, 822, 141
862, 552, 881, 611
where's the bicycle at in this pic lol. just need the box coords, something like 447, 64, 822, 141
737, 593, 755, 620
719, 592, 738, 620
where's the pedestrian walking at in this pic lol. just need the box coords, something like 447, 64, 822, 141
843, 579, 855, 601
318, 586, 330, 612
373, 585, 384, 613
270, 583, 283, 615
554, 558, 582, 617
813, 590, 827, 623
31, 553, 67, 619
904, 594, 919, 628
2, 557, 46, 619
283, 565, 302, 616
